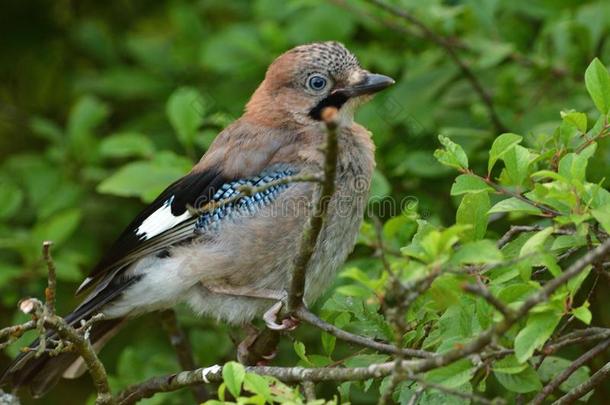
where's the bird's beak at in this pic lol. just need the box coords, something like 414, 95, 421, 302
333, 73, 395, 98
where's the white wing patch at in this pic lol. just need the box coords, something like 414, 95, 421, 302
136, 196, 191, 240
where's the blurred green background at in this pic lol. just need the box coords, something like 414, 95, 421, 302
1, 0, 610, 403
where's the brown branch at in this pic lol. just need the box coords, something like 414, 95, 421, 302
159, 310, 208, 403
115, 360, 419, 404
0, 321, 37, 350
364, 0, 508, 133
544, 328, 610, 354
519, 238, 610, 316
497, 225, 543, 248
288, 107, 339, 311
42, 241, 57, 315
473, 173, 563, 217
531, 338, 610, 405
553, 359, 610, 404
7, 243, 115, 404
19, 298, 114, 405
302, 380, 316, 401
295, 306, 432, 359
463, 283, 515, 320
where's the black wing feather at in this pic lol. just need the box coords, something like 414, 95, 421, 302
78, 168, 227, 294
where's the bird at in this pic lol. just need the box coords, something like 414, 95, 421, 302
0, 41, 394, 397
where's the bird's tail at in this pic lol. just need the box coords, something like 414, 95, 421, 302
0, 316, 125, 398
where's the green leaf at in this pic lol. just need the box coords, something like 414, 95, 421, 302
520, 227, 554, 257
584, 58, 610, 114
166, 86, 206, 148
488, 197, 542, 215
450, 174, 493, 195
243, 373, 272, 401
488, 133, 522, 173
222, 361, 245, 398
33, 209, 82, 247
492, 355, 528, 374
293, 341, 311, 365
99, 132, 155, 159
558, 145, 596, 183
592, 204, 610, 233
497, 283, 539, 304
494, 365, 542, 393
434, 135, 469, 170
344, 354, 389, 368
568, 265, 592, 296
514, 311, 562, 363
452, 240, 503, 264
424, 359, 474, 388
560, 110, 587, 132
456, 192, 490, 241
538, 356, 590, 393
67, 95, 110, 141
0, 180, 24, 220
501, 145, 532, 186
572, 303, 592, 325
97, 153, 191, 202
321, 331, 335, 356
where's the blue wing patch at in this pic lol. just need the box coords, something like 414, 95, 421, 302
195, 169, 295, 232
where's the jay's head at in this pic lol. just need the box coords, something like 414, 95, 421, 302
246, 41, 394, 126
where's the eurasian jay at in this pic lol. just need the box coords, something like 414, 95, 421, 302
0, 41, 394, 396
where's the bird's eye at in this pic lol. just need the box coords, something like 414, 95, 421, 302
307, 75, 328, 91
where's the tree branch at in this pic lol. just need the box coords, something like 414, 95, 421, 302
531, 338, 610, 405
288, 107, 339, 312
13, 243, 115, 405
42, 241, 57, 316
19, 298, 114, 404
553, 359, 610, 404
462, 283, 515, 320
295, 306, 433, 359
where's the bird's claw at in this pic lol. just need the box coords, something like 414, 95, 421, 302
263, 301, 300, 331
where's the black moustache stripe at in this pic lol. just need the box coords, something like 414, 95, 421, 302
308, 92, 349, 120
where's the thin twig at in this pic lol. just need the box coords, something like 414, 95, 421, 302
0, 320, 37, 350
19, 298, 114, 405
473, 172, 563, 217
497, 225, 543, 248
544, 328, 610, 354
519, 238, 610, 316
303, 381, 316, 401
463, 283, 515, 320
159, 310, 208, 403
295, 306, 433, 359
553, 360, 610, 404
42, 241, 57, 316
288, 107, 340, 312
531, 338, 610, 404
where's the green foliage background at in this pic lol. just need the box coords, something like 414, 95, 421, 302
1, 0, 610, 403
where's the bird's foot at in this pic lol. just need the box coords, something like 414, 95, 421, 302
263, 301, 300, 331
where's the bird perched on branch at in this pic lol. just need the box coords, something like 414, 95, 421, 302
1, 41, 394, 396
